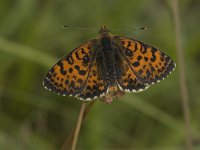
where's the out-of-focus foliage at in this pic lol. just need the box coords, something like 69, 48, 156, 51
0, 0, 199, 149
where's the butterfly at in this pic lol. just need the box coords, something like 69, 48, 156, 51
43, 25, 176, 103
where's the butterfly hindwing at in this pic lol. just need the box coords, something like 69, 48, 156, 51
78, 61, 107, 100
115, 36, 176, 85
117, 59, 149, 92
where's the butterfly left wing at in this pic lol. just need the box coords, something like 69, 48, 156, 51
43, 40, 95, 97
43, 40, 108, 100
78, 60, 108, 100
114, 36, 176, 86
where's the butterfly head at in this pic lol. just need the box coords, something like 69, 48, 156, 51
99, 25, 110, 38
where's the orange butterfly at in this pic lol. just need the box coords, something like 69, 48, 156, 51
43, 26, 176, 103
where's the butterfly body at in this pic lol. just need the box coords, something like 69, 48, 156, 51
98, 36, 118, 85
43, 25, 176, 102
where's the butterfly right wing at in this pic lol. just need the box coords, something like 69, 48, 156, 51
117, 58, 149, 92
114, 36, 176, 86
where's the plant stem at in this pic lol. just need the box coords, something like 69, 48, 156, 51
83, 101, 95, 119
71, 102, 87, 150
61, 101, 95, 150
171, 0, 193, 149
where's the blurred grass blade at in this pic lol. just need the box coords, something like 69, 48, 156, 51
0, 37, 56, 67
123, 95, 183, 131
171, 0, 193, 149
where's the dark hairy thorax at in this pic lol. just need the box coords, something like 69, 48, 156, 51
96, 36, 122, 85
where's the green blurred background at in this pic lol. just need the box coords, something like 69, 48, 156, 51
0, 0, 199, 149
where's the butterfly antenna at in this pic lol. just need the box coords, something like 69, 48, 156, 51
112, 27, 148, 31
139, 27, 148, 30
62, 25, 98, 31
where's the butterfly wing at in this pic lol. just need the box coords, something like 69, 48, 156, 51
78, 60, 107, 100
114, 36, 176, 86
43, 40, 107, 100
117, 58, 149, 92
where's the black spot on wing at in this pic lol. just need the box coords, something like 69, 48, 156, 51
140, 43, 148, 54
68, 68, 73, 73
132, 61, 140, 67
144, 57, 148, 62
79, 70, 87, 75
83, 54, 90, 65
66, 55, 74, 65
57, 61, 67, 75
75, 51, 81, 60
125, 49, 133, 57
137, 55, 142, 61
81, 48, 87, 55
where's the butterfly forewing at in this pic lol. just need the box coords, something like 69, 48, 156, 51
44, 40, 94, 96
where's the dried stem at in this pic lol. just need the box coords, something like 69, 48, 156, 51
171, 0, 193, 149
71, 102, 87, 150
83, 101, 95, 119
61, 101, 96, 150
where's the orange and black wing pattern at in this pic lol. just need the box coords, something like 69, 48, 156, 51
117, 58, 149, 92
43, 26, 176, 101
78, 60, 107, 100
115, 36, 176, 86
43, 40, 107, 100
